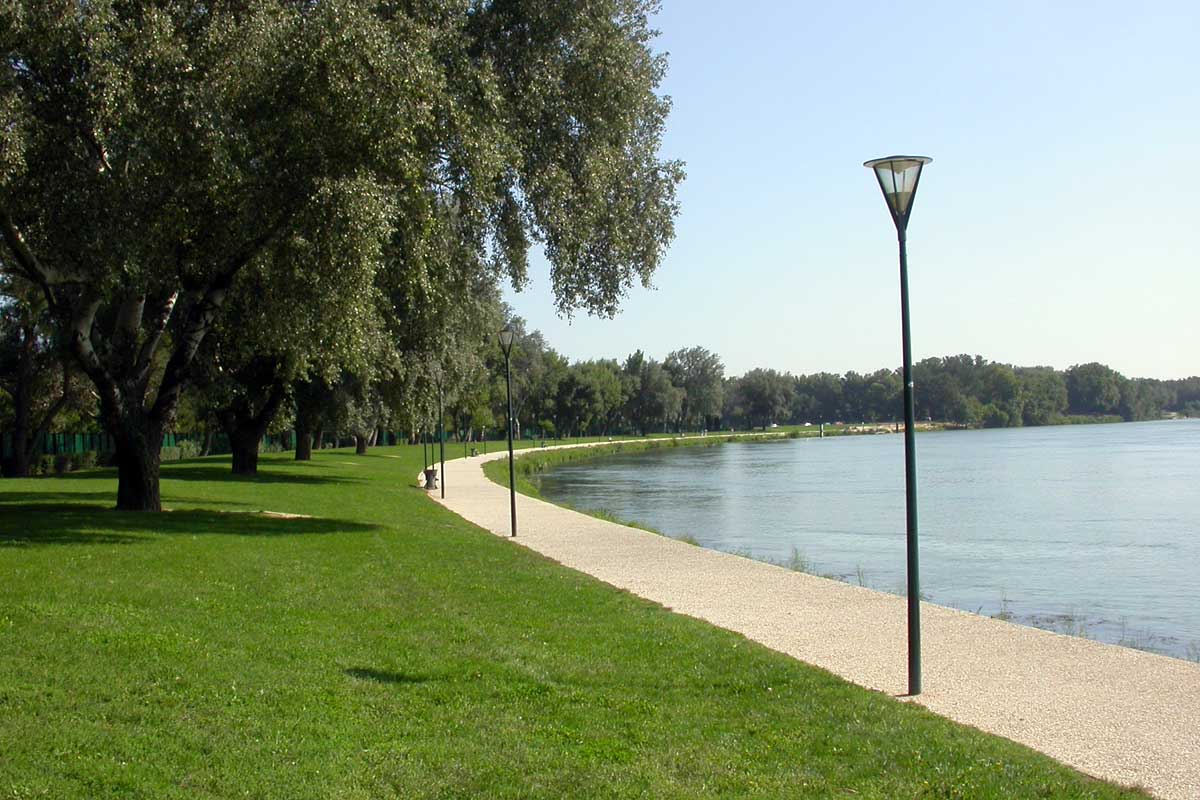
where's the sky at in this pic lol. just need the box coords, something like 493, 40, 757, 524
501, 1, 1200, 380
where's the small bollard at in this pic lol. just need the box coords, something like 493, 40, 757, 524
423, 467, 438, 490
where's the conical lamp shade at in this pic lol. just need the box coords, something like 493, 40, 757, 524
498, 324, 515, 354
864, 156, 931, 228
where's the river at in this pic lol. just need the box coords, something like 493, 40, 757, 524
532, 419, 1200, 660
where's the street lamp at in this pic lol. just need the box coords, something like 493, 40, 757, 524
864, 154, 931, 697
434, 374, 446, 500
498, 324, 517, 537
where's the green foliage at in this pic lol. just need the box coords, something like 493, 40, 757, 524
623, 352, 682, 434
664, 346, 724, 428
1, 0, 683, 505
730, 368, 792, 429
1065, 363, 1123, 416
32, 453, 53, 476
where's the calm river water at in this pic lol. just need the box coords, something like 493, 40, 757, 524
533, 420, 1200, 660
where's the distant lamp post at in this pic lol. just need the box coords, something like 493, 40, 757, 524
864, 154, 932, 697
498, 324, 517, 537
437, 378, 445, 500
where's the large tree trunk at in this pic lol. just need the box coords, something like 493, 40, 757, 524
230, 430, 260, 475
7, 427, 32, 478
114, 430, 163, 511
295, 429, 313, 461
293, 378, 330, 461
354, 434, 369, 455
217, 376, 288, 477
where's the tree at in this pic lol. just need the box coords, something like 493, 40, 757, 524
293, 376, 338, 461
1, 3, 426, 507
2, 0, 682, 508
841, 371, 871, 422
1017, 367, 1068, 426
624, 352, 681, 433
733, 368, 793, 429
979, 363, 1023, 427
664, 346, 724, 430
557, 360, 623, 436
1117, 378, 1157, 422
799, 372, 844, 423
0, 276, 86, 475
864, 369, 902, 422
1065, 363, 1123, 415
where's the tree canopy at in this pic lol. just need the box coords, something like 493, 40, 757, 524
0, 0, 683, 506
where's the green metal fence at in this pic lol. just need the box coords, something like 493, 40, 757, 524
2, 431, 179, 459
2, 430, 411, 460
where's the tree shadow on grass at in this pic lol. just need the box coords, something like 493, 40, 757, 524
159, 466, 364, 485
0, 489, 254, 507
0, 489, 119, 504
344, 667, 432, 685
0, 503, 379, 547
48, 462, 361, 486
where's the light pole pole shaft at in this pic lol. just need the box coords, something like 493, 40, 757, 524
438, 388, 445, 499
898, 227, 921, 696
504, 356, 517, 537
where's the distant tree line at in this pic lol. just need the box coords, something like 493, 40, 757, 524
722, 357, 1199, 430
473, 332, 1198, 438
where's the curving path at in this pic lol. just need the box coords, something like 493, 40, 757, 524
428, 442, 1200, 799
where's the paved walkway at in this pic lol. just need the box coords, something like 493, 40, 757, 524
429, 442, 1200, 799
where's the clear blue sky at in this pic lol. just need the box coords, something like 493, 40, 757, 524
502, 0, 1199, 380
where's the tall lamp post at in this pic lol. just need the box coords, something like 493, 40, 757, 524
436, 377, 446, 500
864, 155, 931, 697
498, 325, 518, 537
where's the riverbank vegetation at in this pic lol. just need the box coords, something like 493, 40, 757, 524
1, 448, 1148, 798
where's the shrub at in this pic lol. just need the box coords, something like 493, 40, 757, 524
35, 454, 55, 476
74, 451, 98, 470
53, 453, 71, 475
160, 446, 182, 462
177, 440, 202, 460
258, 440, 283, 454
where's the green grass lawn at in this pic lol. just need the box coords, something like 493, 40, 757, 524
1, 446, 1144, 798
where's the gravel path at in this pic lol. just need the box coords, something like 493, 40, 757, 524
429, 443, 1200, 799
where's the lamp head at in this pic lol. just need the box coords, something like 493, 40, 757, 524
864, 155, 932, 230
498, 324, 515, 356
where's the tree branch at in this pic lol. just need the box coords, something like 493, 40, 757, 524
150, 219, 290, 423
65, 290, 121, 416
110, 292, 146, 374
253, 377, 289, 432
0, 206, 57, 308
133, 290, 178, 387
26, 361, 73, 463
